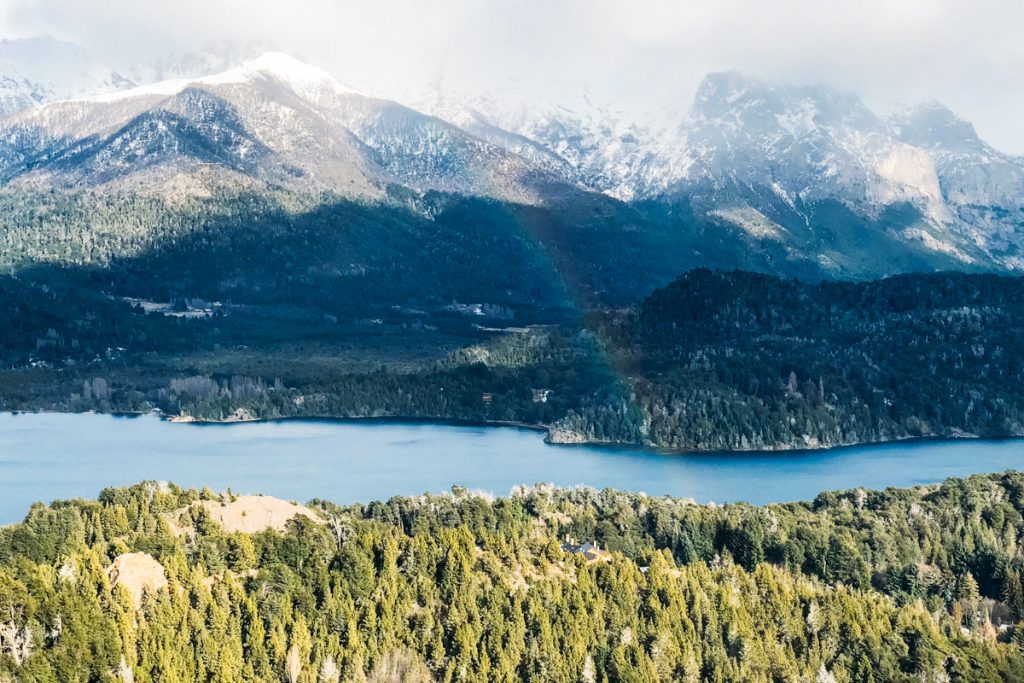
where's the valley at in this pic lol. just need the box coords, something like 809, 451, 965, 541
0, 54, 1019, 454
0, 52, 1021, 456
2, 9, 1024, 682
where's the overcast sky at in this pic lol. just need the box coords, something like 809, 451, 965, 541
2, 0, 1022, 153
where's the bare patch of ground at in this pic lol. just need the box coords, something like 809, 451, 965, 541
166, 495, 322, 535
107, 552, 168, 608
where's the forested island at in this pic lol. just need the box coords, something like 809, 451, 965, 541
4, 472, 1024, 680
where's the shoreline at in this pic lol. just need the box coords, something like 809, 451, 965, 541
170, 411, 552, 435
3, 407, 1019, 457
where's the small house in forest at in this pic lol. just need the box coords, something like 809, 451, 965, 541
561, 538, 612, 563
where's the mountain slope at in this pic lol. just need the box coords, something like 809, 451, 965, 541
1, 52, 1022, 282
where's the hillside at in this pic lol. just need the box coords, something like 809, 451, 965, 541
4, 266, 1024, 452
556, 270, 1024, 449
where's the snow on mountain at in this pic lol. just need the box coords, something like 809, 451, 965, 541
675, 72, 1024, 266
0, 36, 129, 116
891, 103, 1024, 262
1, 44, 1023, 272
0, 37, 282, 118
126, 42, 277, 89
890, 101, 1024, 210
89, 53, 362, 105
413, 71, 995, 221
417, 70, 1022, 270
411, 84, 691, 201
0, 52, 561, 202
663, 70, 958, 227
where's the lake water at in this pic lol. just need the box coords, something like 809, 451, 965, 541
2, 411, 1024, 523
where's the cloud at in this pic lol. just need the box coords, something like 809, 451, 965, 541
3, 0, 1023, 152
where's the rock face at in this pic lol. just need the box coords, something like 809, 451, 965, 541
107, 552, 168, 609
226, 408, 257, 422
545, 427, 590, 445
167, 495, 322, 535
890, 101, 1024, 210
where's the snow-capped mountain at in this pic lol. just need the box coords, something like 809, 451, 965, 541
438, 71, 960, 210
0, 53, 563, 202
886, 101, 1024, 267
890, 101, 1024, 209
0, 37, 286, 117
670, 73, 1023, 268
0, 36, 129, 116
680, 72, 939, 208
1, 47, 1023, 274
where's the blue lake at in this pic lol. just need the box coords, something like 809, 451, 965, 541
2, 411, 1023, 523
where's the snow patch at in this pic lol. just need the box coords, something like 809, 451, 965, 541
903, 227, 973, 263
708, 207, 785, 239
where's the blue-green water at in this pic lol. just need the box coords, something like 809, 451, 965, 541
2, 411, 1023, 523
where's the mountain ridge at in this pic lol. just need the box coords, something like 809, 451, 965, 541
0, 52, 567, 202
1, 48, 1023, 279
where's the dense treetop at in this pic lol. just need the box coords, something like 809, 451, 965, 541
4, 472, 1024, 681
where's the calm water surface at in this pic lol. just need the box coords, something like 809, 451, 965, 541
2, 411, 1023, 523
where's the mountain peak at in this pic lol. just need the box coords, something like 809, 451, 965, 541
890, 100, 981, 151
84, 51, 361, 105
231, 52, 362, 98
692, 71, 753, 111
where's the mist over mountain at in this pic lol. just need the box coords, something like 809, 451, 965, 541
419, 70, 1024, 272
0, 36, 276, 116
